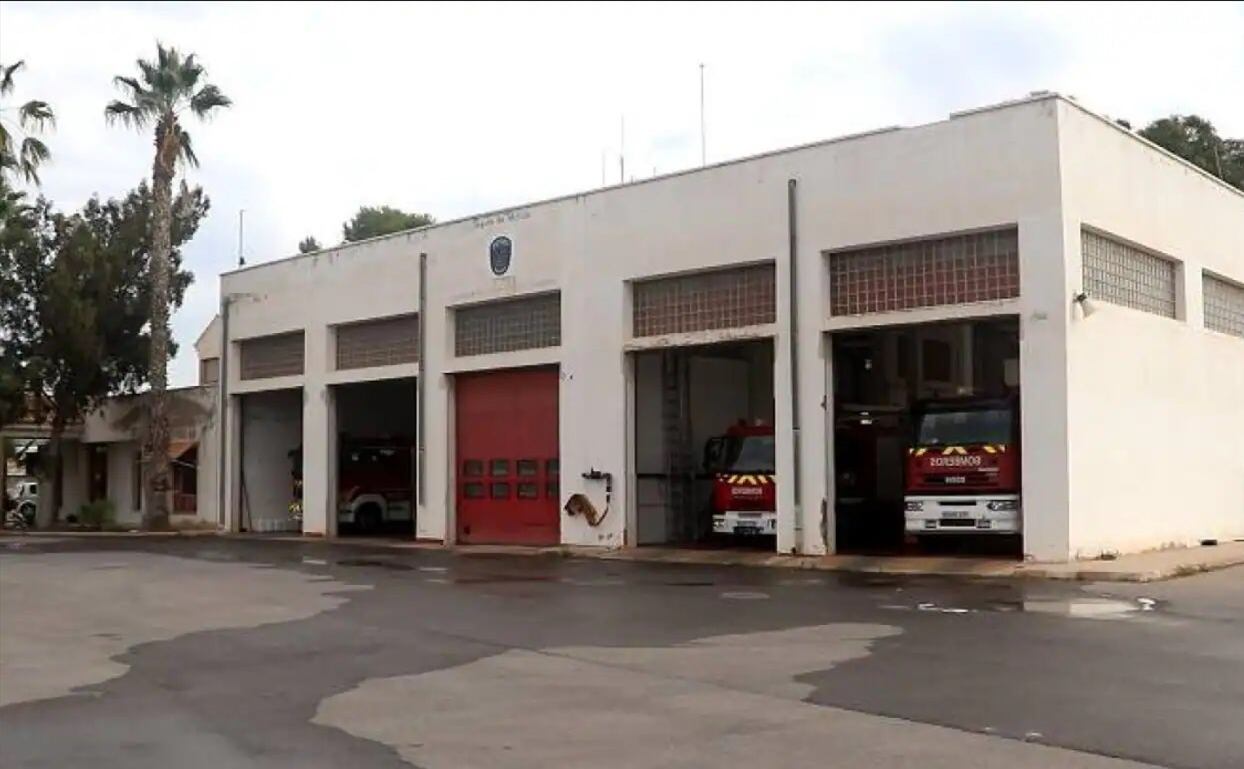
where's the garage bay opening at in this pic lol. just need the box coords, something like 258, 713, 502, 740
633, 340, 776, 549
831, 317, 1021, 556
334, 378, 417, 538
237, 389, 303, 533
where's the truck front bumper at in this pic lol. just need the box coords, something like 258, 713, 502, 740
904, 495, 1020, 534
713, 510, 777, 535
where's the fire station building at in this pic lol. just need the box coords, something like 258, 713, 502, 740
196, 93, 1244, 562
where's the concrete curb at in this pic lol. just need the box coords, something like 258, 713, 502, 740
5, 530, 1241, 583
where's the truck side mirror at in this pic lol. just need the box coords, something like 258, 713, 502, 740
703, 437, 726, 472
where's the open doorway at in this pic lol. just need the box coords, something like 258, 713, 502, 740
334, 378, 417, 538
632, 339, 775, 549
238, 389, 302, 533
831, 317, 1021, 556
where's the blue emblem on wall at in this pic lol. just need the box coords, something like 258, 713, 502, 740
489, 236, 513, 276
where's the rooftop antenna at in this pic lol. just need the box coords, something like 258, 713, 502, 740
619, 116, 625, 184
237, 209, 246, 267
699, 63, 706, 166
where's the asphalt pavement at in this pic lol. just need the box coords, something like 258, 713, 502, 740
1, 535, 1241, 768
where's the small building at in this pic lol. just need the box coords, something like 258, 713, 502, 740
198, 94, 1243, 561
1, 386, 218, 528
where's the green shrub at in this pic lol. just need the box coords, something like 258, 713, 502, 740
78, 499, 116, 529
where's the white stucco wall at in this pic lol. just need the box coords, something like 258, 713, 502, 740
1058, 101, 1244, 557
807, 99, 1069, 560
219, 235, 425, 536
215, 95, 1081, 557
195, 314, 222, 362
211, 94, 1242, 560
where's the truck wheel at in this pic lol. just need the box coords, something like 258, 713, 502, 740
357, 504, 382, 533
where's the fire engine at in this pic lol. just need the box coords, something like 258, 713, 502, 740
904, 397, 1021, 535
288, 441, 414, 532
336, 440, 414, 532
705, 421, 776, 537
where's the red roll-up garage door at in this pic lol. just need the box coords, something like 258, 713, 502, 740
456, 367, 560, 545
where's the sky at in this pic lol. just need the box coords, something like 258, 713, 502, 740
3, 1, 1242, 387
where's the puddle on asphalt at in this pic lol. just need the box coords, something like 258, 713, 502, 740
1009, 597, 1157, 619
883, 596, 1160, 620
335, 558, 415, 571
560, 577, 626, 587
449, 575, 556, 584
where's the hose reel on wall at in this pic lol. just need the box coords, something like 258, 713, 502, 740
564, 468, 612, 526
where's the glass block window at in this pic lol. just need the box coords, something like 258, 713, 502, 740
1204, 272, 1244, 338
336, 314, 419, 370
829, 228, 1019, 316
632, 263, 776, 337
199, 357, 220, 385
454, 293, 561, 356
239, 331, 305, 380
1082, 230, 1177, 319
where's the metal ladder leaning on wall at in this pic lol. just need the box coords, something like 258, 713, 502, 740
660, 351, 696, 542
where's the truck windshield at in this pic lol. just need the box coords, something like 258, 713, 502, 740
916, 409, 1011, 446
724, 435, 775, 473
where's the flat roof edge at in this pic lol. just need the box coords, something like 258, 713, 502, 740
222, 91, 1240, 283
1057, 97, 1244, 200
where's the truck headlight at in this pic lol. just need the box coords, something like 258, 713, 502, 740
905, 501, 924, 512
987, 500, 1019, 512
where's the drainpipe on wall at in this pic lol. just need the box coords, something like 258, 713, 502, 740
417, 253, 427, 511
788, 179, 802, 552
216, 295, 230, 529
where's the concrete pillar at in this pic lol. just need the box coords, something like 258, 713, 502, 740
301, 326, 330, 536
793, 182, 832, 556
773, 198, 798, 555
1017, 212, 1074, 561
300, 386, 329, 535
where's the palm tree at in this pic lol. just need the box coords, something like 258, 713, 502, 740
0, 60, 55, 185
106, 44, 230, 530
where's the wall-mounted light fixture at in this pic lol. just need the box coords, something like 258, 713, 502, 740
1073, 291, 1097, 318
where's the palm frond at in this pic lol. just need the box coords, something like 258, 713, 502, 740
189, 83, 231, 117
179, 53, 204, 92
176, 127, 199, 168
0, 60, 24, 95
18, 100, 55, 130
137, 57, 159, 88
104, 100, 149, 129
157, 43, 175, 72
113, 75, 147, 100
18, 137, 50, 184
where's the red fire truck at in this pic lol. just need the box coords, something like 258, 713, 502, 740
705, 421, 777, 537
337, 440, 414, 532
904, 397, 1021, 535
288, 441, 414, 532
